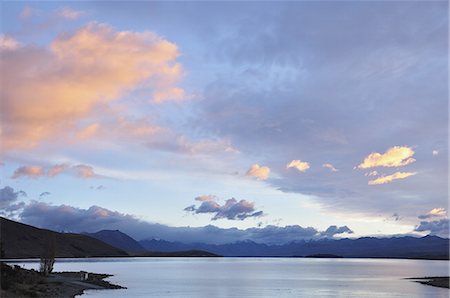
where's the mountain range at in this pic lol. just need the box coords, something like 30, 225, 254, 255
1, 217, 449, 260
139, 236, 449, 259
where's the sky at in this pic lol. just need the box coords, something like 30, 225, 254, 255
0, 1, 448, 243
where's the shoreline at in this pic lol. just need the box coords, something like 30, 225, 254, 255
406, 277, 450, 289
1, 255, 449, 261
1, 263, 125, 297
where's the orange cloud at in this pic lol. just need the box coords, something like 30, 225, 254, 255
246, 164, 270, 180
428, 208, 446, 217
47, 164, 69, 177
368, 171, 416, 185
11, 163, 101, 179
357, 146, 415, 169
287, 160, 310, 172
76, 123, 100, 140
11, 166, 44, 179
73, 164, 97, 178
1, 22, 185, 151
419, 208, 447, 219
195, 195, 216, 202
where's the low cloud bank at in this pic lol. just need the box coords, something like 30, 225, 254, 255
2, 186, 354, 244
0, 186, 26, 215
414, 219, 449, 237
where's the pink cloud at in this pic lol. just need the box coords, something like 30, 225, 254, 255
73, 164, 98, 179
1, 22, 185, 151
11, 166, 44, 179
11, 163, 101, 179
47, 164, 69, 177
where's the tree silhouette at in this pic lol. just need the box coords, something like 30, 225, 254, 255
40, 235, 55, 276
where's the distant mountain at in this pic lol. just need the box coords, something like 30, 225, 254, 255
0, 217, 127, 258
140, 236, 450, 259
84, 230, 145, 252
139, 239, 193, 252
133, 250, 220, 257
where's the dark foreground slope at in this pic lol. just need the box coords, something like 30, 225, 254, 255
0, 217, 127, 258
140, 236, 450, 259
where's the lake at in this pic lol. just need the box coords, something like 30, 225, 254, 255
7, 257, 449, 297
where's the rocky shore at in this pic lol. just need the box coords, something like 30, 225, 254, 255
0, 263, 126, 297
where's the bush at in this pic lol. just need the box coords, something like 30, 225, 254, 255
40, 236, 55, 276
39, 256, 55, 276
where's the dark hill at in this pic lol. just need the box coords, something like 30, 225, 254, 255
83, 230, 145, 252
0, 217, 128, 258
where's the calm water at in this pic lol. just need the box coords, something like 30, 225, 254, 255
7, 258, 450, 297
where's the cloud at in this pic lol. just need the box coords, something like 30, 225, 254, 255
19, 201, 141, 233
39, 192, 51, 198
1, 22, 184, 151
418, 208, 447, 219
0, 35, 20, 50
77, 117, 166, 146
2, 2, 446, 236
90, 185, 105, 191
322, 163, 338, 172
246, 164, 270, 180
11, 163, 101, 179
368, 171, 416, 185
8, 199, 352, 244
414, 219, 449, 237
319, 225, 353, 237
73, 164, 98, 178
391, 213, 401, 221
76, 123, 100, 140
20, 6, 34, 20
12, 166, 44, 179
74, 118, 237, 157
357, 146, 416, 169
191, 1, 446, 221
153, 87, 190, 103
432, 150, 439, 156
0, 186, 26, 215
195, 195, 216, 202
365, 171, 379, 177
185, 195, 264, 220
47, 164, 69, 177
287, 160, 310, 172
175, 136, 239, 155
56, 7, 85, 20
